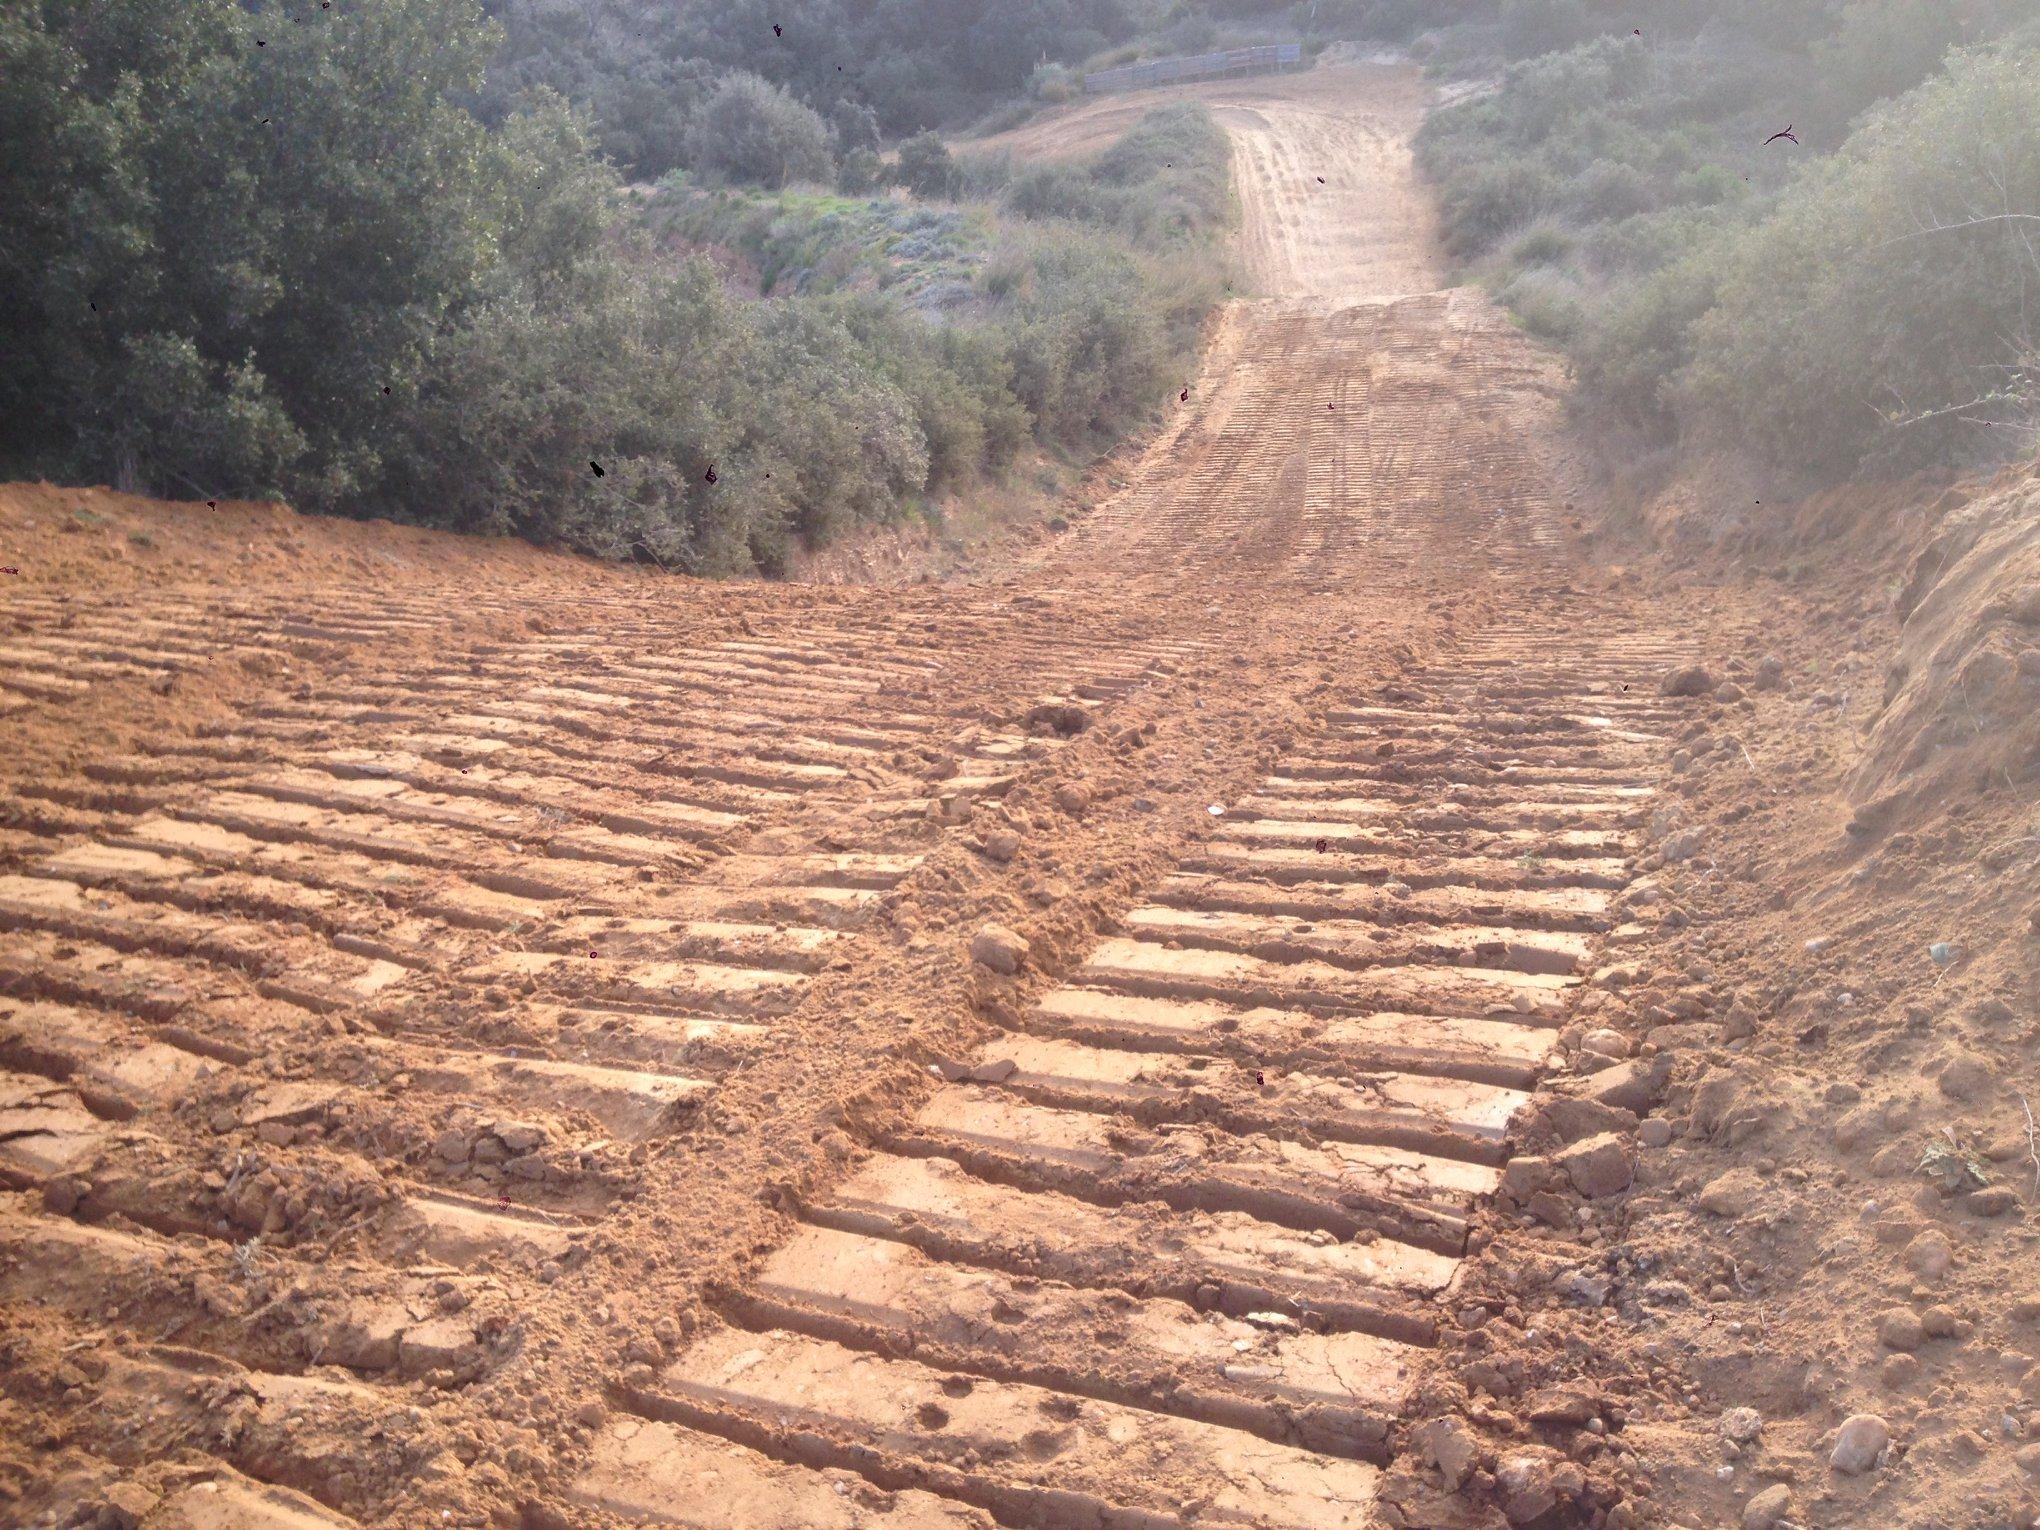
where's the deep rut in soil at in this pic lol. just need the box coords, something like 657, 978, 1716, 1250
5, 62, 1691, 1530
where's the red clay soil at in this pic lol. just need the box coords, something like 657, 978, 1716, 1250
1, 60, 2035, 1530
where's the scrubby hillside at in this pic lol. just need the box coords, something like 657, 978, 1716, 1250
0, 0, 1229, 575
1394, 3, 2040, 487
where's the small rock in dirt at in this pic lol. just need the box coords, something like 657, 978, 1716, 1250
432, 1129, 472, 1164
2017, 1442, 2040, 1477
968, 1057, 1018, 1084
1752, 655, 1785, 692
1721, 1406, 1764, 1443
970, 924, 1029, 975
1919, 1304, 1961, 1338
1876, 1308, 1924, 1351
1698, 1169, 1762, 1218
1661, 664, 1715, 697
99, 1482, 161, 1528
1936, 1050, 1993, 1100
42, 1176, 84, 1216
1966, 1186, 2019, 1217
326, 1308, 407, 1371
1661, 828, 1706, 862
1025, 702, 1091, 737
1551, 1267, 1611, 1307
493, 1121, 546, 1153
1903, 1230, 1954, 1280
1502, 1155, 1562, 1200
1580, 1027, 1633, 1060
1558, 1133, 1633, 1199
399, 1316, 479, 1376
1741, 1482, 1791, 1530
1413, 1416, 1479, 1488
1546, 1097, 1637, 1143
1495, 1452, 1560, 1524
1638, 1117, 1673, 1148
1589, 1057, 1671, 1114
1052, 783, 1090, 815
1712, 682, 1746, 703
981, 829, 1021, 863
1527, 1387, 1600, 1426
1830, 1413, 1889, 1475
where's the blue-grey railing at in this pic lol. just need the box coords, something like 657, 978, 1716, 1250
1082, 42, 1303, 94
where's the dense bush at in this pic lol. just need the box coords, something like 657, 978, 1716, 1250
984, 104, 1234, 247
654, 99, 1233, 472
1676, 48, 2040, 475
478, 0, 1139, 182
0, 0, 510, 504
895, 131, 961, 198
1, 3, 1233, 574
1409, 1, 2040, 482
684, 73, 834, 188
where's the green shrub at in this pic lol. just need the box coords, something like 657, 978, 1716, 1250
87, 336, 307, 499
2, 3, 1228, 575
684, 72, 833, 188
1496, 268, 1584, 342
1416, 4, 2040, 487
994, 103, 1235, 247
896, 131, 961, 199
1435, 156, 1558, 256
1572, 253, 1722, 434
1564, 159, 1654, 222
1508, 223, 1574, 266
836, 146, 886, 195
383, 258, 735, 566
0, 0, 509, 504
1676, 46, 2040, 476
1029, 62, 1081, 102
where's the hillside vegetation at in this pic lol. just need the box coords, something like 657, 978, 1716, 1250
478, 0, 1141, 181
1394, 1, 2040, 484
0, 0, 1229, 573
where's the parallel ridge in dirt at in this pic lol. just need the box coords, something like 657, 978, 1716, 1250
0, 60, 1693, 1530
570, 630, 1685, 1529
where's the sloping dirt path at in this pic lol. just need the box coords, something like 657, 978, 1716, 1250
0, 63, 1689, 1530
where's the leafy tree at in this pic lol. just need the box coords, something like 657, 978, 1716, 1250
896, 130, 960, 198
0, 1, 1230, 575
684, 71, 834, 187
0, 0, 507, 501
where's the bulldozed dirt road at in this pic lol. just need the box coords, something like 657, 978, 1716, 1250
0, 63, 1711, 1529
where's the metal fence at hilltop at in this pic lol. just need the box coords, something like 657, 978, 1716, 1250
1082, 42, 1304, 95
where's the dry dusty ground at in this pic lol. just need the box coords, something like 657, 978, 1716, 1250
0, 60, 2034, 1530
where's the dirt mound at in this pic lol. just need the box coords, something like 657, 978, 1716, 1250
0, 480, 611, 596
1852, 469, 2040, 825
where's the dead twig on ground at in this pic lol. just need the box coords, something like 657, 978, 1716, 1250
2018, 1090, 2039, 1200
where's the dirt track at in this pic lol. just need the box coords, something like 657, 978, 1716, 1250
1, 64, 1707, 1529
